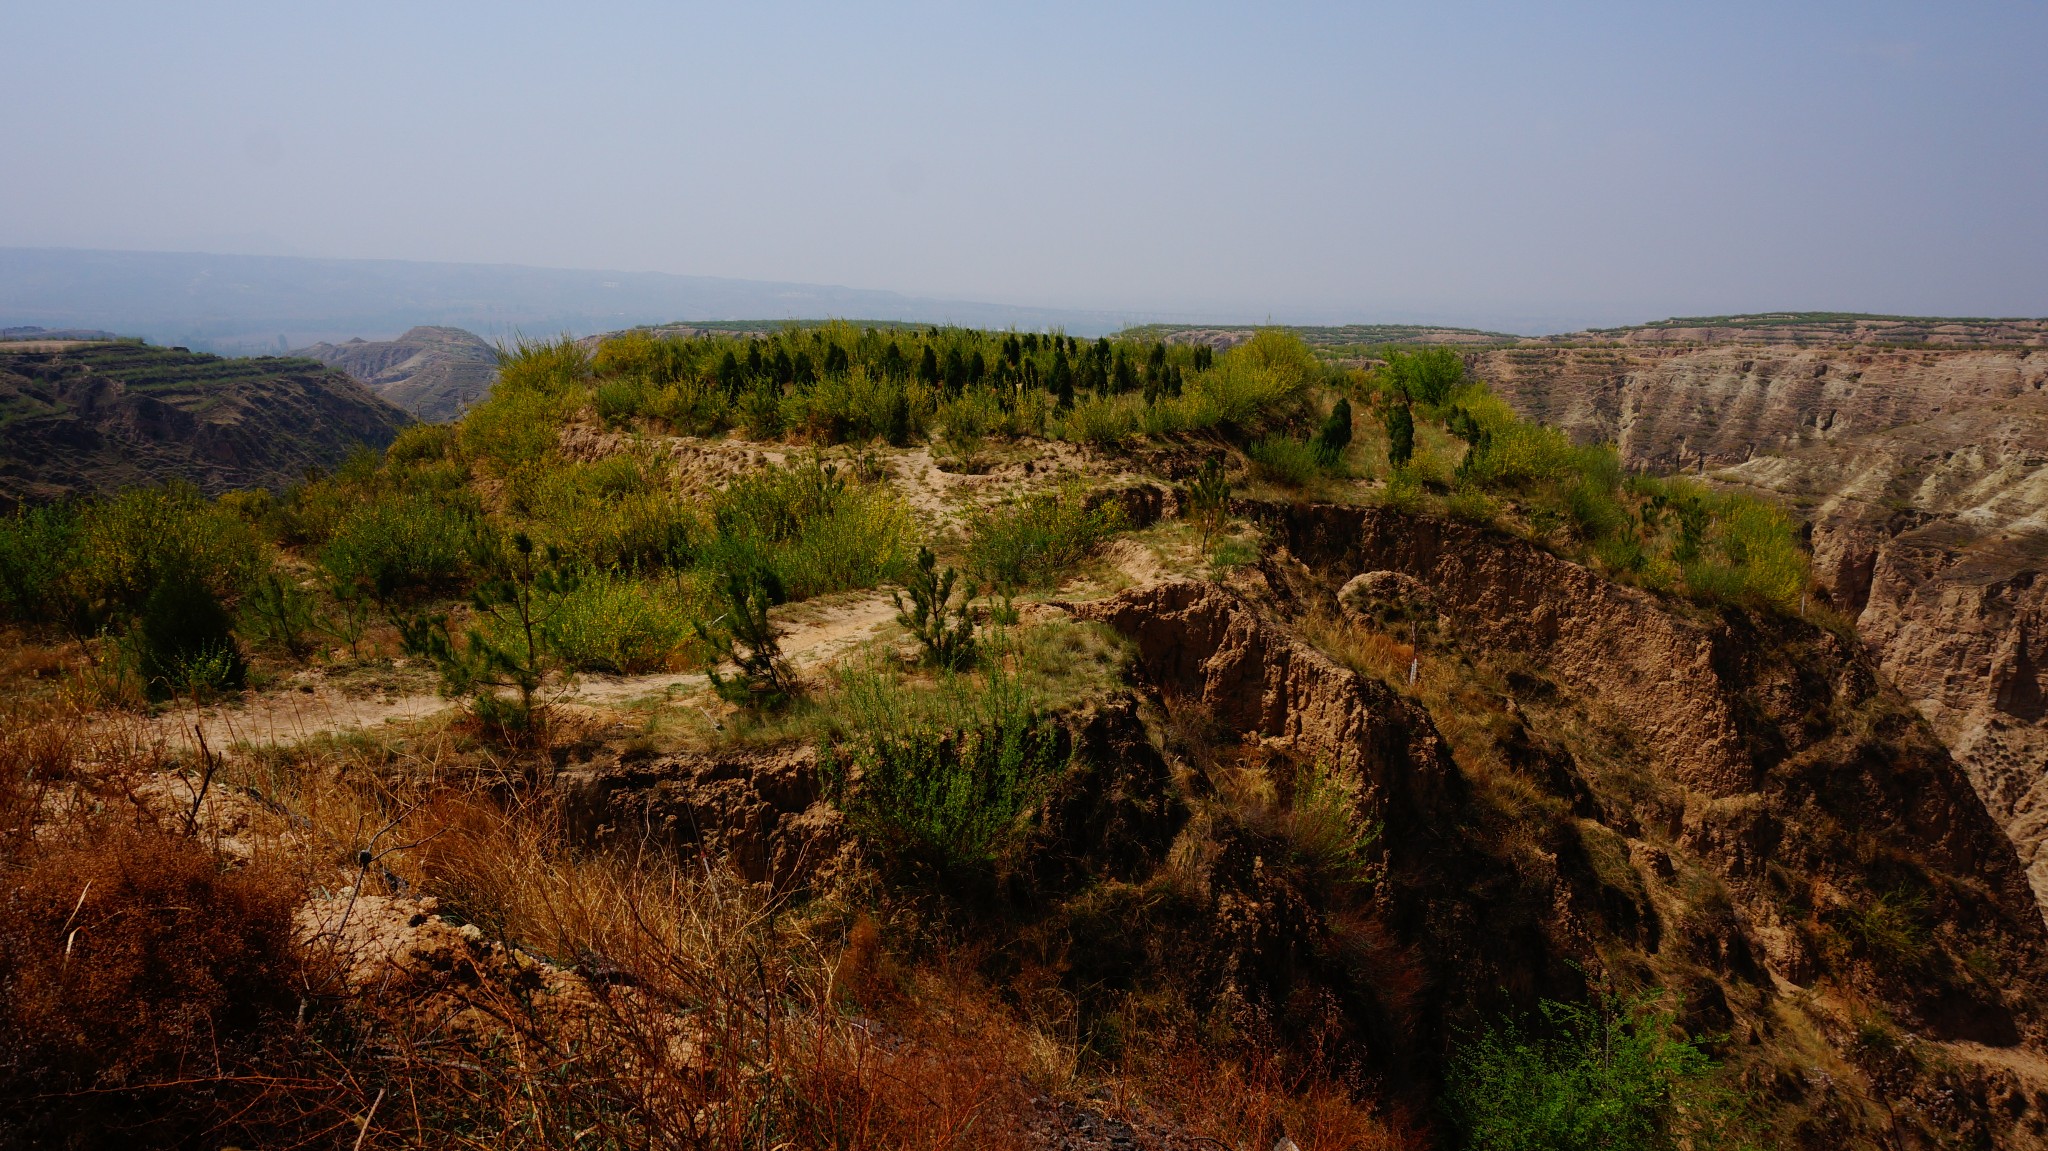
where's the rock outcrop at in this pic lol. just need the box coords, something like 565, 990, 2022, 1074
296, 325, 498, 421
0, 341, 411, 505
1473, 343, 2048, 908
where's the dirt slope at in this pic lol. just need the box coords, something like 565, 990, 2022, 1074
1473, 343, 2048, 908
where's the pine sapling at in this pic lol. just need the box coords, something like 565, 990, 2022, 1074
694, 568, 795, 710
893, 546, 975, 671
1187, 458, 1232, 556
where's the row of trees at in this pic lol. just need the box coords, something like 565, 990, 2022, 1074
604, 323, 1219, 411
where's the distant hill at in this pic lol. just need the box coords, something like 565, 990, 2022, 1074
295, 325, 498, 421
1554, 312, 2048, 348
2, 325, 125, 343
0, 247, 1154, 354
1127, 314, 2048, 352
0, 342, 411, 505
1121, 322, 1522, 349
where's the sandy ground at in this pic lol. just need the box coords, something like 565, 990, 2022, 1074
138, 589, 903, 755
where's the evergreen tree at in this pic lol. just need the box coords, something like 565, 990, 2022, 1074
1112, 350, 1137, 394
1385, 403, 1416, 469
1315, 397, 1354, 466
918, 345, 941, 385
718, 350, 744, 397
1051, 349, 1074, 409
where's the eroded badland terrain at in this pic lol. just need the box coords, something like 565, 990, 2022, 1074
1, 318, 2046, 1149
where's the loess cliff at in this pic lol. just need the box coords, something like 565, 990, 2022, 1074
1474, 343, 2048, 909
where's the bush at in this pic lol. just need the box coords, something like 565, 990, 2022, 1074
542, 569, 694, 674
1446, 990, 1735, 1151
319, 491, 487, 602
0, 503, 79, 624
1380, 346, 1466, 406
964, 486, 1124, 592
459, 338, 585, 471
1247, 434, 1323, 487
131, 566, 247, 698
70, 484, 262, 622
827, 640, 1065, 871
705, 458, 911, 599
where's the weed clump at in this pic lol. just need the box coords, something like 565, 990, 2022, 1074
964, 484, 1125, 593
1446, 989, 1737, 1151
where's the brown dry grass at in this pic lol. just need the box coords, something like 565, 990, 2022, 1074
0, 659, 1426, 1151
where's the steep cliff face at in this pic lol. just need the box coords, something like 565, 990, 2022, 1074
296, 326, 498, 421
1473, 344, 2048, 908
0, 341, 411, 504
1065, 503, 2048, 1144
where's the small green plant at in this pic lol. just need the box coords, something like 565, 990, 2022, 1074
1186, 458, 1232, 556
316, 573, 375, 660
694, 567, 795, 710
1247, 434, 1322, 487
1447, 989, 1743, 1151
964, 485, 1124, 592
398, 534, 578, 732
240, 566, 316, 657
893, 547, 976, 671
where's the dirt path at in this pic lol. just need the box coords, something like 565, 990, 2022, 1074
138, 590, 903, 755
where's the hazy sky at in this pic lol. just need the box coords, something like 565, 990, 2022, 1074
5, 1, 2045, 331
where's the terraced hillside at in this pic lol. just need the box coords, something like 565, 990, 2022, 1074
0, 340, 410, 504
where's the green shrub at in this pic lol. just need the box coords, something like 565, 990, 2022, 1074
1446, 990, 1735, 1151
0, 504, 80, 623
1177, 357, 1305, 433
964, 486, 1124, 591
459, 339, 585, 471
541, 569, 693, 674
826, 638, 1065, 871
704, 458, 911, 599
1380, 346, 1466, 406
385, 422, 457, 466
1247, 434, 1323, 486
319, 492, 487, 602
131, 567, 247, 699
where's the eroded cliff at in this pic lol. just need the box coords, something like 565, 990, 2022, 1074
1474, 343, 2048, 907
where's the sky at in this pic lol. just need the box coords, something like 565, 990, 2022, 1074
3, 1, 2045, 333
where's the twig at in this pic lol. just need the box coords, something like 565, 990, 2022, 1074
184, 724, 221, 838
353, 1087, 385, 1151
